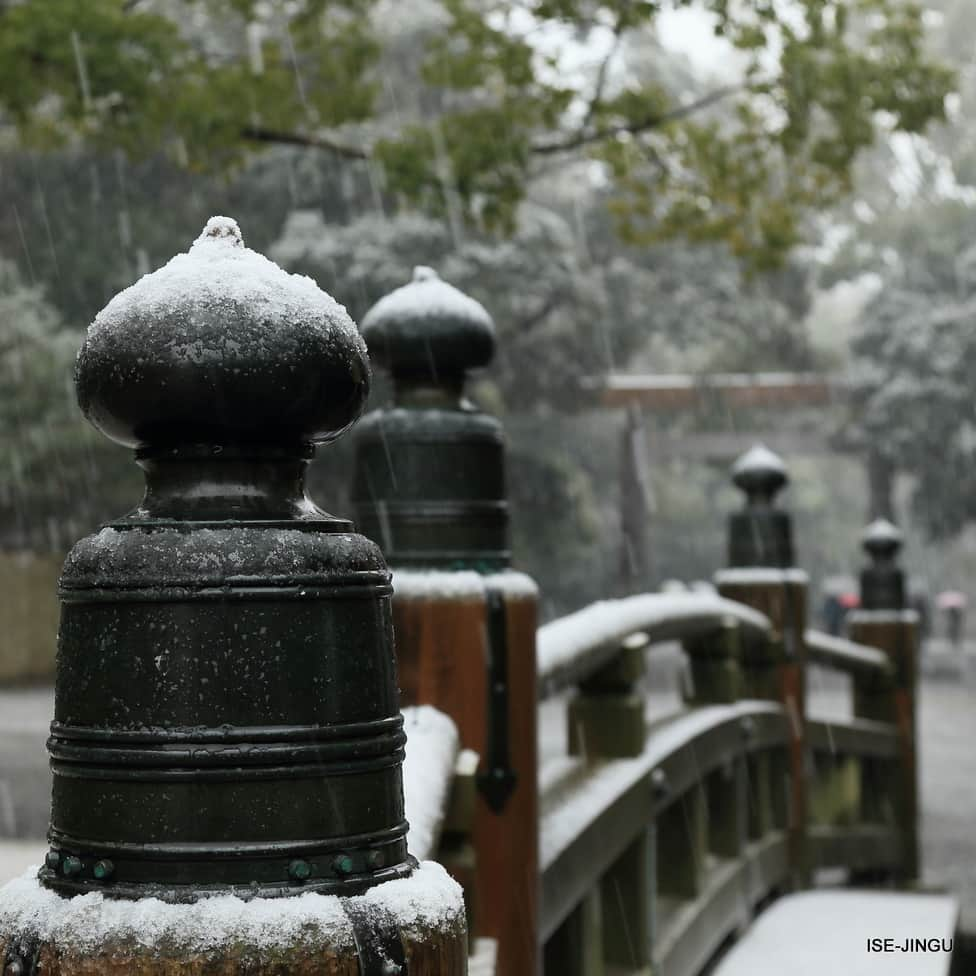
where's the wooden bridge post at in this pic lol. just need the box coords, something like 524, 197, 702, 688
684, 621, 749, 869
352, 268, 539, 975
0, 220, 466, 974
714, 445, 809, 889
847, 519, 920, 883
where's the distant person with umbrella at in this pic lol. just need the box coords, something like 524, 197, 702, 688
838, 591, 860, 635
937, 590, 968, 649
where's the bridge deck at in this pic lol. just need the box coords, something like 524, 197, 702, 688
712, 890, 958, 975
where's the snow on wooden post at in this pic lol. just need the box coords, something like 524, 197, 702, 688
568, 633, 648, 759
714, 444, 810, 889
682, 617, 743, 705
0, 219, 466, 974
683, 620, 749, 870
847, 519, 920, 883
352, 268, 540, 975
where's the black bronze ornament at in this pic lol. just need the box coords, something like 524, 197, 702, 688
40, 217, 414, 901
727, 444, 795, 568
859, 518, 906, 611
351, 266, 509, 569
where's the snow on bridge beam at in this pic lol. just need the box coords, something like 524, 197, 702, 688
643, 429, 848, 460
591, 372, 849, 411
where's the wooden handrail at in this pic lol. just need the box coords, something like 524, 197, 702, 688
537, 592, 772, 699
804, 629, 894, 680
540, 700, 792, 975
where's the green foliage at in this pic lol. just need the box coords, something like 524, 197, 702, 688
0, 0, 953, 268
0, 0, 379, 169
599, 2, 953, 269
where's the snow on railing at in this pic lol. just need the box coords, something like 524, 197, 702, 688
401, 705, 461, 862
804, 629, 893, 679
537, 591, 771, 699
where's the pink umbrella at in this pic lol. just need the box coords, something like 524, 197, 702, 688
936, 590, 968, 610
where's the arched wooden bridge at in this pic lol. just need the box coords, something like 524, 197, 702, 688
0, 234, 959, 976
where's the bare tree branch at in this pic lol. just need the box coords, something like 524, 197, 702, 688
531, 82, 749, 156
578, 11, 627, 136
239, 80, 756, 170
517, 292, 563, 333
241, 125, 369, 160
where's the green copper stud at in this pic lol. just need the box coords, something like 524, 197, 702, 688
366, 850, 385, 870
44, 850, 61, 870
62, 855, 82, 877
93, 859, 114, 881
332, 853, 355, 876
288, 859, 312, 882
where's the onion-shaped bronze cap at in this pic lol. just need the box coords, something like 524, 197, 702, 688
76, 216, 370, 450
862, 518, 903, 562
360, 266, 495, 377
731, 443, 789, 505
727, 444, 793, 567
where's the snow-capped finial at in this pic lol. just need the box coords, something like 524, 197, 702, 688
731, 443, 789, 506
859, 518, 906, 608
862, 518, 903, 563
77, 216, 369, 450
361, 266, 495, 380
194, 215, 244, 248
726, 444, 794, 567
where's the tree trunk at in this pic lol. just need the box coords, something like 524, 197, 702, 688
866, 448, 895, 523
618, 405, 653, 594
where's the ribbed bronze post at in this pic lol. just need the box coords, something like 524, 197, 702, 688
352, 267, 540, 975
352, 266, 508, 568
0, 219, 466, 974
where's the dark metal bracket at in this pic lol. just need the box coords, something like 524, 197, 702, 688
346, 901, 408, 976
477, 586, 518, 813
3, 932, 41, 976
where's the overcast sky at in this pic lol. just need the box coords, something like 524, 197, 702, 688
656, 7, 741, 79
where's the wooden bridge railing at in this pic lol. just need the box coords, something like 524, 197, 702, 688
347, 269, 922, 976
535, 593, 917, 975
539, 594, 790, 976
803, 627, 911, 881
536, 591, 770, 700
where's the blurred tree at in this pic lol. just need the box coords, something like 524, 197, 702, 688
815, 0, 976, 539
0, 0, 953, 270
849, 200, 976, 539
270, 197, 822, 612
0, 258, 138, 549
0, 145, 372, 328
271, 204, 631, 410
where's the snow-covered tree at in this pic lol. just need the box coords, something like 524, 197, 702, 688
0, 259, 135, 548
851, 216, 976, 538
